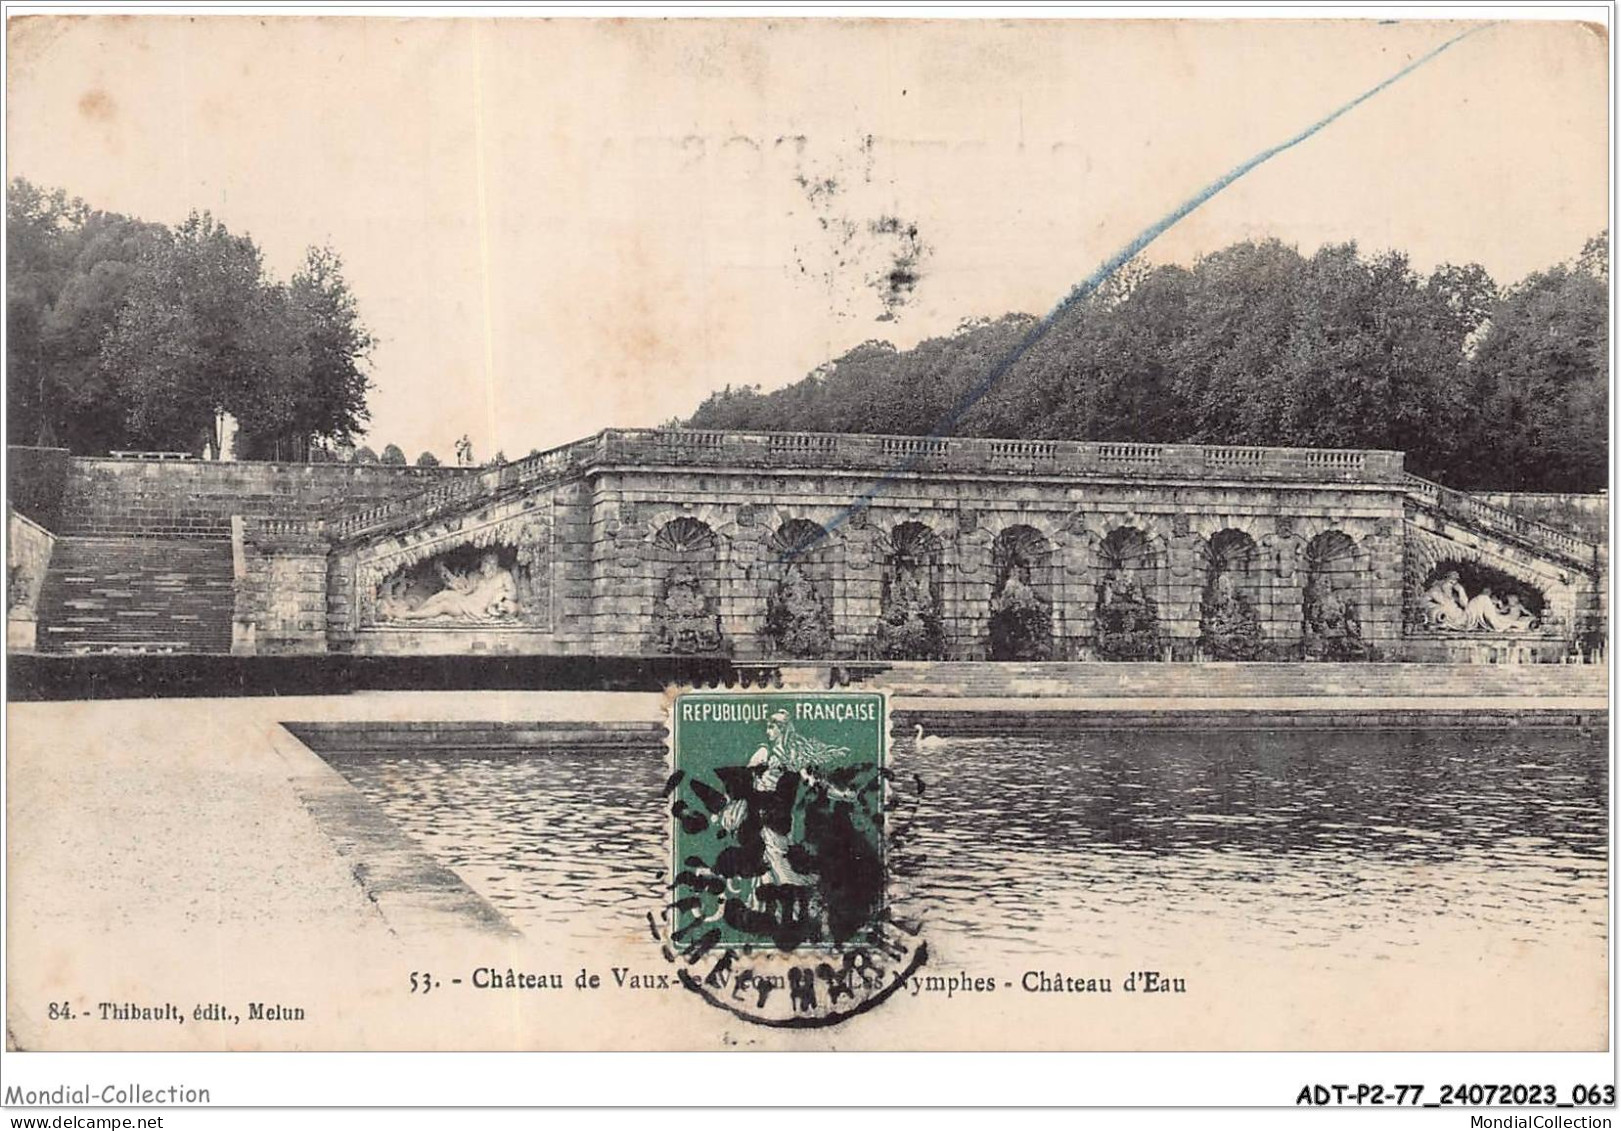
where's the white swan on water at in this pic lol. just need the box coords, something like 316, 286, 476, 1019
913, 723, 946, 749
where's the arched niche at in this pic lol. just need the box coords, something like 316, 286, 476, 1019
1199, 529, 1263, 659
1302, 530, 1367, 659
363, 513, 552, 630
876, 521, 945, 659
1403, 524, 1577, 636
989, 524, 1055, 660
649, 517, 725, 654
1413, 560, 1546, 634
373, 543, 523, 626
763, 518, 835, 658
1095, 526, 1162, 660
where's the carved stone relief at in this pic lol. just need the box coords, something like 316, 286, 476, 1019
358, 508, 553, 630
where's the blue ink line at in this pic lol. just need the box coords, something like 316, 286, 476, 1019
780, 20, 1496, 562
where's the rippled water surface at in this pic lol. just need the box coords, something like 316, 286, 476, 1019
323, 728, 1607, 961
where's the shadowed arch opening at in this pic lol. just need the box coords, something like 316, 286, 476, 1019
765, 518, 835, 658
373, 543, 522, 626
653, 516, 718, 554
876, 521, 945, 659
989, 524, 1055, 660
1303, 530, 1366, 659
1095, 527, 1161, 660
650, 517, 724, 654
1200, 529, 1262, 659
1414, 561, 1545, 634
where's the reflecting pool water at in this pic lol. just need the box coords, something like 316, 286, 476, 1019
321, 728, 1607, 963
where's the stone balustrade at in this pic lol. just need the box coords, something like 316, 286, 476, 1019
316, 430, 1409, 546
316, 431, 1608, 579
241, 515, 328, 540
328, 435, 606, 542
568, 428, 1407, 483
1402, 473, 1601, 569
232, 433, 1598, 593
108, 450, 199, 461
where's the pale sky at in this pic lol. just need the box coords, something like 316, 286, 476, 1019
6, 15, 1609, 461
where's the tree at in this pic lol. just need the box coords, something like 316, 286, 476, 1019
380, 443, 407, 466
8, 181, 374, 460
1168, 239, 1307, 444
1016, 264, 1190, 443
99, 212, 274, 454
678, 235, 1614, 493
1428, 261, 1498, 348
352, 445, 378, 464
1459, 239, 1608, 492
1576, 230, 1609, 283
271, 246, 373, 457
209, 245, 374, 461
7, 179, 166, 450
1271, 245, 1475, 479
415, 451, 441, 468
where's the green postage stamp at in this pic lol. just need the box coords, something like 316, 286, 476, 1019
662, 689, 926, 1027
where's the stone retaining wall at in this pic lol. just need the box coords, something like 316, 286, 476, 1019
1478, 492, 1609, 541
10, 448, 472, 540
580, 467, 1409, 661
234, 518, 331, 655
863, 659, 1608, 699
7, 508, 55, 650
897, 707, 1606, 733
14, 433, 1603, 663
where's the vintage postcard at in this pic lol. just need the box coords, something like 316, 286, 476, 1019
2, 9, 1610, 1090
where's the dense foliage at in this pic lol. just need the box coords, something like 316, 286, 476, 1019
687, 237, 1608, 492
8, 179, 372, 459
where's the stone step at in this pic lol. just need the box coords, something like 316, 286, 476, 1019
284, 720, 667, 754
853, 661, 1608, 699
35, 538, 235, 655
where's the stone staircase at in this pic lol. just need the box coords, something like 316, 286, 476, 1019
322, 434, 603, 547
854, 661, 1609, 700
34, 537, 235, 654
1401, 472, 1604, 575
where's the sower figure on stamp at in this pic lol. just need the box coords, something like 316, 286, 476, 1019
718, 710, 851, 931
